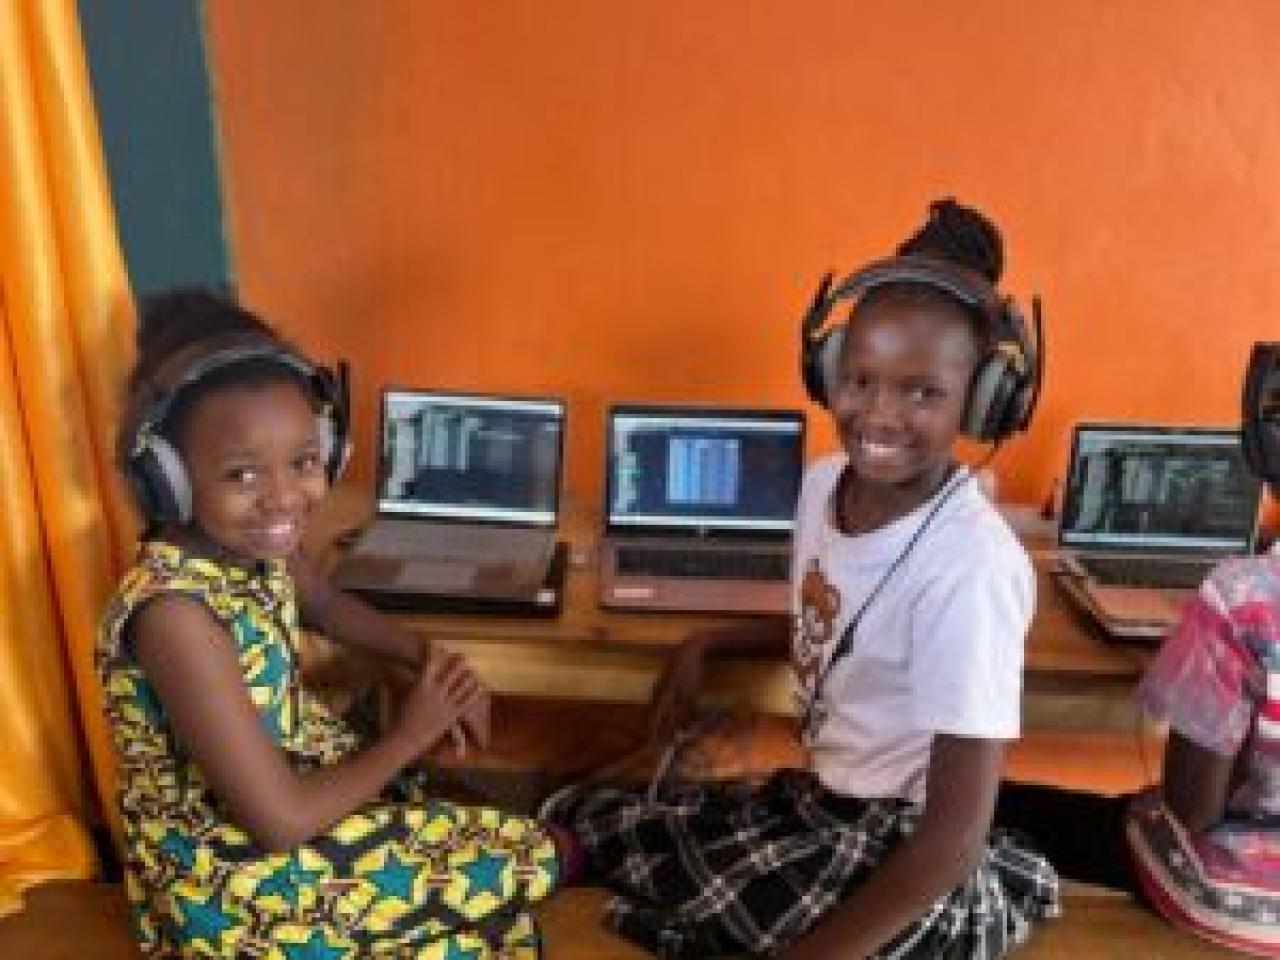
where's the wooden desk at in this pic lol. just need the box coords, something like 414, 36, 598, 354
309, 488, 1150, 722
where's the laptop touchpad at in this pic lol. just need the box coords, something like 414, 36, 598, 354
1090, 585, 1188, 625
395, 560, 479, 592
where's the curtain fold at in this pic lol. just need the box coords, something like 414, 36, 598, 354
0, 0, 137, 917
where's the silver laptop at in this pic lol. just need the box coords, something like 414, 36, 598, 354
1054, 422, 1263, 639
333, 389, 566, 611
598, 405, 805, 614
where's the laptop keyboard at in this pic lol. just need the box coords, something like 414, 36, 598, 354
616, 546, 790, 581
355, 519, 553, 565
1076, 555, 1214, 590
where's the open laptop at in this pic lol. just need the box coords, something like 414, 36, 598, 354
333, 389, 568, 614
1053, 422, 1263, 639
598, 404, 805, 614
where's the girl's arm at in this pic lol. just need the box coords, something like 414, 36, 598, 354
290, 551, 426, 667
649, 617, 792, 740
780, 734, 1006, 960
1161, 730, 1237, 833
131, 595, 478, 852
291, 552, 489, 750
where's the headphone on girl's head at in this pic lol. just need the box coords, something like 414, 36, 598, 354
1242, 342, 1280, 485
122, 331, 351, 525
799, 254, 1043, 444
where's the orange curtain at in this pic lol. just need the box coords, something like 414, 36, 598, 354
0, 0, 136, 916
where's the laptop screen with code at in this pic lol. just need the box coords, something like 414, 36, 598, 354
376, 390, 564, 526
1058, 423, 1261, 553
606, 406, 804, 533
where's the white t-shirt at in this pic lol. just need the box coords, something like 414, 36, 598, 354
791, 454, 1033, 805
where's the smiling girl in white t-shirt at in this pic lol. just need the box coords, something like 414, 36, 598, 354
545, 199, 1059, 959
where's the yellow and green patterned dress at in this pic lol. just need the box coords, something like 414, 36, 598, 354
97, 541, 559, 959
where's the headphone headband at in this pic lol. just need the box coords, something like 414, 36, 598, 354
825, 255, 1002, 325
138, 332, 319, 431
123, 330, 351, 524
799, 253, 1043, 443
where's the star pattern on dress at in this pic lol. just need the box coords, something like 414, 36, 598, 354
461, 849, 508, 899
367, 850, 420, 902
280, 929, 348, 960
256, 860, 325, 905
159, 828, 195, 870
173, 890, 237, 948
442, 941, 483, 960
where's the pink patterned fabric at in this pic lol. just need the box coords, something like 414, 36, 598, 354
1129, 555, 1280, 954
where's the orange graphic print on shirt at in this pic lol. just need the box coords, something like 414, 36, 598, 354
794, 558, 840, 694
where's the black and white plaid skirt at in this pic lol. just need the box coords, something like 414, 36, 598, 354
544, 768, 1060, 959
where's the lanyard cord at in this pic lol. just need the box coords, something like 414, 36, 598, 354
803, 452, 998, 735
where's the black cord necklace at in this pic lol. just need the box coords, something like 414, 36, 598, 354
800, 462, 975, 740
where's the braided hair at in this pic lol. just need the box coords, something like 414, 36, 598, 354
896, 197, 1004, 284
852, 198, 1007, 354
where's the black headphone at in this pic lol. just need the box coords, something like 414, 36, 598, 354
799, 254, 1043, 444
122, 331, 351, 525
1242, 342, 1280, 485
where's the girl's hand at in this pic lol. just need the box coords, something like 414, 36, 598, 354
424, 645, 491, 748
392, 649, 486, 755
650, 633, 711, 742
455, 680, 491, 751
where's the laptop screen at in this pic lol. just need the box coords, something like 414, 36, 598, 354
376, 390, 564, 525
606, 406, 805, 534
1059, 423, 1262, 553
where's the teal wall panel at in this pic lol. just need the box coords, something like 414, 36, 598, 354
77, 0, 231, 295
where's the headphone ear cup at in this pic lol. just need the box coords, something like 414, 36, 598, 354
1241, 413, 1264, 483
802, 326, 841, 408
1242, 346, 1268, 478
816, 327, 845, 409
1242, 422, 1264, 481
1242, 344, 1280, 484
964, 354, 1012, 442
315, 411, 351, 482
965, 334, 1037, 443
316, 413, 336, 474
990, 359, 1037, 441
309, 365, 350, 482
129, 435, 192, 524
1000, 301, 1040, 436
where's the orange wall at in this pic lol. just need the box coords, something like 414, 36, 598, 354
204, 1, 1280, 509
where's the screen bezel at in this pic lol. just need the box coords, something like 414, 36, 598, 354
603, 403, 806, 539
374, 387, 566, 528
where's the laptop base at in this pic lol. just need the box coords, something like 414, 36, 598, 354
598, 538, 791, 615
342, 541, 568, 618
1051, 568, 1178, 645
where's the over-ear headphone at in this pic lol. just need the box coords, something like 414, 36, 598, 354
799, 254, 1043, 444
1242, 342, 1280, 485
122, 330, 351, 525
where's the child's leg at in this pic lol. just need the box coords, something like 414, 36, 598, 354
543, 772, 827, 956
873, 827, 1059, 960
994, 781, 1138, 893
545, 770, 1057, 959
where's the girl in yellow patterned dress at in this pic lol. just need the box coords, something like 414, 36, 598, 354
98, 290, 569, 959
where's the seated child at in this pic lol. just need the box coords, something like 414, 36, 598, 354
98, 290, 572, 958
544, 199, 1060, 958
997, 341, 1280, 957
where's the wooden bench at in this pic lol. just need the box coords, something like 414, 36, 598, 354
0, 880, 1241, 959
